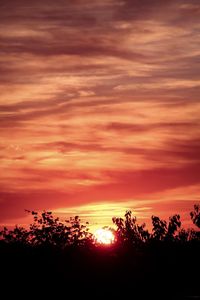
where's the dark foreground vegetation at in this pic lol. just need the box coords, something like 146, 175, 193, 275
0, 205, 200, 298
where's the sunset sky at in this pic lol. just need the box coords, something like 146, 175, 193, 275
0, 0, 200, 230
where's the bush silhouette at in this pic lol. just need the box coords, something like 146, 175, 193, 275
112, 210, 149, 245
190, 204, 200, 228
1, 205, 200, 247
0, 210, 93, 248
151, 215, 167, 240
0, 204, 200, 297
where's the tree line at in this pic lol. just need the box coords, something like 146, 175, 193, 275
1, 204, 199, 247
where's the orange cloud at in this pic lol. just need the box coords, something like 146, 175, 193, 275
0, 0, 200, 229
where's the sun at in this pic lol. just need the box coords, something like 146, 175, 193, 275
94, 228, 115, 245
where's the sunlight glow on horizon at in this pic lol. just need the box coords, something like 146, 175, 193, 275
94, 228, 115, 245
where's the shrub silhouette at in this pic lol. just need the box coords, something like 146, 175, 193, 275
151, 214, 181, 241
1, 204, 200, 249
151, 215, 167, 240
113, 210, 150, 245
0, 204, 200, 297
190, 204, 200, 228
1, 206, 200, 246
112, 211, 183, 244
0, 225, 29, 245
0, 210, 93, 248
167, 214, 181, 238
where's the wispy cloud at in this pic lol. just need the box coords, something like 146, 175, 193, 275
0, 0, 200, 227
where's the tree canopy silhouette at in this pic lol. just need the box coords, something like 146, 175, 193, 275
190, 204, 200, 228
1, 204, 200, 247
0, 204, 200, 298
0, 210, 92, 247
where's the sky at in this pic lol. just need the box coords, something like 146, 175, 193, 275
0, 0, 200, 230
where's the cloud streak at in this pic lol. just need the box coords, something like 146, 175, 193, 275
0, 0, 200, 228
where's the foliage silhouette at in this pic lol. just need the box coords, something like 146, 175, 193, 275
1, 205, 200, 246
112, 210, 149, 245
190, 204, 200, 228
0, 210, 93, 248
151, 215, 167, 240
0, 204, 200, 297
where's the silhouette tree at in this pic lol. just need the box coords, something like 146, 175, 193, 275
166, 214, 181, 240
1, 205, 200, 247
190, 204, 200, 228
0, 210, 92, 248
113, 210, 149, 245
151, 214, 181, 241
66, 215, 92, 246
0, 205, 200, 298
151, 216, 167, 240
0, 226, 29, 244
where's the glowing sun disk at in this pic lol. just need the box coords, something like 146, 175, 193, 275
94, 228, 115, 245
